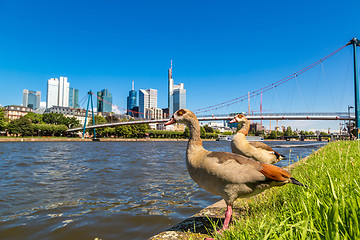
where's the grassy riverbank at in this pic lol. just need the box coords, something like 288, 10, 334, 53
212, 141, 360, 240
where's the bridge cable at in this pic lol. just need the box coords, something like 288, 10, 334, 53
320, 61, 338, 112
193, 44, 348, 113
295, 75, 310, 112
337, 48, 353, 110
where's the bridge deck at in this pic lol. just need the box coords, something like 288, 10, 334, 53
66, 114, 355, 132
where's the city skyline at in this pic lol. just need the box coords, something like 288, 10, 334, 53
0, 0, 359, 130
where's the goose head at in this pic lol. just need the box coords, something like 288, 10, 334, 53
229, 114, 247, 124
165, 109, 196, 126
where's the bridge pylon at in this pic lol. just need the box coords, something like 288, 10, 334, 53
82, 90, 97, 140
348, 37, 360, 138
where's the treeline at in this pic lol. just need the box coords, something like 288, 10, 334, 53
265, 127, 328, 139
88, 115, 219, 139
0, 111, 80, 137
86, 115, 149, 138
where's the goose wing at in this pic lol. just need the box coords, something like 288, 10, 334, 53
204, 151, 287, 184
249, 142, 285, 158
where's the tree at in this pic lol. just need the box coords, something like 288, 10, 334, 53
0, 108, 6, 131
203, 125, 214, 133
284, 126, 293, 136
183, 127, 190, 138
114, 123, 149, 138
105, 115, 119, 123
268, 131, 278, 139
131, 123, 149, 138
247, 129, 255, 136
62, 116, 80, 128
222, 131, 233, 135
200, 126, 206, 138
115, 125, 132, 138
91, 115, 107, 125
43, 113, 65, 125
24, 112, 43, 124
103, 127, 115, 137
7, 117, 34, 136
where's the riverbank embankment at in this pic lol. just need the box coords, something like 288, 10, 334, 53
150, 141, 360, 239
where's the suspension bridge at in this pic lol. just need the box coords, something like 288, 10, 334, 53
66, 38, 360, 138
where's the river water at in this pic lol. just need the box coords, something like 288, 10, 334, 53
0, 140, 326, 240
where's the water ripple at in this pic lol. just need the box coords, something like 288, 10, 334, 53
0, 141, 323, 240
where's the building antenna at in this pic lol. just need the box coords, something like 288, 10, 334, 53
171, 59, 173, 70
132, 81, 134, 91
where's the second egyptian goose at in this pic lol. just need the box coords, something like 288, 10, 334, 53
230, 114, 284, 164
165, 109, 304, 234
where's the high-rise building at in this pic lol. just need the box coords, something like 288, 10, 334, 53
127, 81, 137, 116
168, 60, 186, 115
46, 78, 59, 108
23, 89, 41, 110
46, 77, 70, 108
173, 85, 186, 113
69, 87, 79, 108
58, 76, 70, 107
145, 107, 163, 120
139, 89, 157, 118
97, 89, 113, 113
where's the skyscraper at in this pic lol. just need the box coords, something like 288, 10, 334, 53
58, 76, 70, 107
173, 86, 186, 112
46, 78, 59, 108
127, 81, 137, 116
46, 77, 71, 108
139, 89, 157, 118
69, 87, 79, 108
97, 89, 113, 113
168, 60, 186, 115
23, 89, 41, 109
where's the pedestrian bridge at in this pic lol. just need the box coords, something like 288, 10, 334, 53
66, 112, 354, 132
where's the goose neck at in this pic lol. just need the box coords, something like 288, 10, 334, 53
186, 118, 203, 147
238, 120, 250, 136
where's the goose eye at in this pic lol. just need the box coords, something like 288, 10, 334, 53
177, 109, 186, 116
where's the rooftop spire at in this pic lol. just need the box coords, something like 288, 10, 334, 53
132, 81, 134, 91
171, 59, 172, 70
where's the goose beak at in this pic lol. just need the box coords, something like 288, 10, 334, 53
229, 118, 236, 123
165, 117, 176, 125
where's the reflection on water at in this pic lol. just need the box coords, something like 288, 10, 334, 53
0, 141, 325, 240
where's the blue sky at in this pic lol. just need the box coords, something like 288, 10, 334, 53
0, 0, 359, 130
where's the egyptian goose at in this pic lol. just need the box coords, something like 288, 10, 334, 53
230, 114, 284, 164
165, 109, 304, 234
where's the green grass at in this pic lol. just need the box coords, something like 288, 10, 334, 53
213, 141, 360, 240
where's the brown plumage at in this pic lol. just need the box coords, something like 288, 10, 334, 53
230, 114, 284, 164
165, 109, 304, 233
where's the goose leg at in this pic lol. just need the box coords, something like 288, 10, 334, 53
205, 205, 233, 240
222, 205, 232, 230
